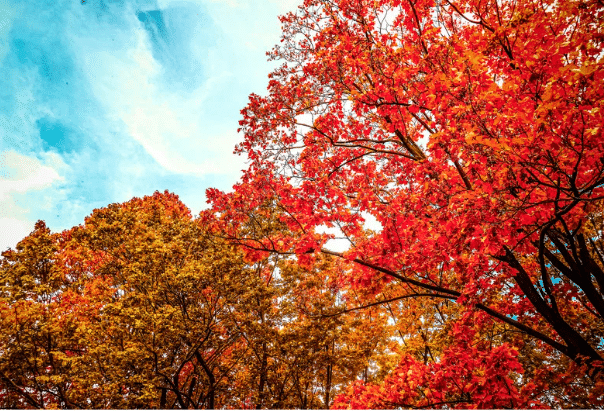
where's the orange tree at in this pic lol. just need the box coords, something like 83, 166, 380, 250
221, 253, 397, 409
1, 193, 254, 408
207, 0, 604, 406
1, 191, 396, 409
200, 201, 398, 408
61, 191, 255, 409
0, 221, 78, 409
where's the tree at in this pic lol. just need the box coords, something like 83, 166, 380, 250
208, 0, 604, 406
62, 192, 255, 409
1, 192, 398, 409
0, 193, 254, 408
0, 221, 79, 409
201, 201, 398, 409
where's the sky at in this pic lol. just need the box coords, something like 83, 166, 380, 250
0, 0, 301, 252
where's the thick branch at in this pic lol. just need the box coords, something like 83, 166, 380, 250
0, 370, 42, 409
500, 246, 603, 363
319, 247, 573, 359
195, 350, 216, 410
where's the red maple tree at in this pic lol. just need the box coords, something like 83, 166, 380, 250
208, 0, 604, 406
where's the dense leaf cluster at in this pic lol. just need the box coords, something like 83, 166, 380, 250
2, 0, 604, 407
0, 192, 392, 409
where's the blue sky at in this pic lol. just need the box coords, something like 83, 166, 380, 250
0, 0, 300, 251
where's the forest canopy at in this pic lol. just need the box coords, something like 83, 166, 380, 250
2, 0, 604, 408
0, 192, 394, 408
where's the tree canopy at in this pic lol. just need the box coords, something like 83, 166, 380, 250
0, 192, 393, 408
208, 0, 604, 407
2, 0, 604, 408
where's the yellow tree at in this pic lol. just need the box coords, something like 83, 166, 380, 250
205, 199, 402, 409
0, 221, 82, 408
228, 254, 397, 409
0, 192, 256, 408
1, 191, 402, 409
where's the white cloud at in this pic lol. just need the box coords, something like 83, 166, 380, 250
315, 213, 383, 254
0, 0, 302, 248
201, 0, 301, 13
0, 150, 65, 198
201, 0, 243, 7
0, 217, 34, 253
0, 150, 67, 252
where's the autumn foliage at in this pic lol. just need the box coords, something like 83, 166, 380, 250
208, 0, 604, 407
0, 192, 393, 408
2, 0, 604, 408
